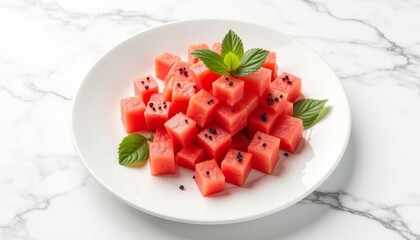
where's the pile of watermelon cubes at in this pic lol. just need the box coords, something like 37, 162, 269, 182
120, 42, 304, 197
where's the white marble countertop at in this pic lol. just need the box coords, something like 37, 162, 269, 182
1, 0, 420, 239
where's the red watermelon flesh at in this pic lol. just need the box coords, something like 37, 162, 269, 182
154, 52, 181, 80
235, 92, 259, 118
144, 100, 171, 131
248, 108, 279, 138
271, 72, 302, 102
120, 96, 146, 133
176, 144, 206, 170
164, 61, 195, 86
187, 89, 220, 128
271, 114, 303, 153
149, 141, 176, 175
195, 159, 225, 197
248, 131, 280, 175
214, 103, 247, 135
196, 124, 232, 165
221, 149, 252, 186
258, 86, 288, 113
212, 75, 244, 107
164, 112, 198, 147
134, 74, 159, 104
231, 132, 250, 152
240, 67, 271, 97
150, 93, 164, 102
190, 61, 220, 91
163, 75, 196, 101
188, 43, 209, 63
171, 81, 196, 114
262, 52, 277, 80
153, 128, 181, 153
211, 42, 222, 54
285, 101, 293, 116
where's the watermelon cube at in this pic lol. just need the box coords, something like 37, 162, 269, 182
240, 67, 271, 97
221, 149, 252, 186
163, 75, 197, 101
149, 141, 176, 175
231, 132, 250, 152
176, 144, 206, 170
120, 96, 146, 133
164, 61, 195, 86
248, 131, 280, 175
188, 43, 209, 63
271, 114, 303, 153
154, 52, 181, 80
262, 52, 277, 80
150, 93, 164, 102
235, 92, 258, 118
164, 112, 198, 147
171, 81, 196, 114
187, 89, 220, 128
214, 103, 247, 135
285, 101, 293, 116
212, 76, 244, 107
248, 108, 279, 138
211, 42, 222, 54
258, 86, 288, 113
195, 159, 225, 197
271, 72, 302, 102
134, 75, 159, 104
190, 61, 220, 91
153, 128, 181, 153
196, 124, 232, 164
144, 100, 171, 131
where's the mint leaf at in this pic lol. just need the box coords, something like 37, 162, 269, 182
191, 49, 229, 75
233, 48, 269, 77
221, 30, 244, 59
223, 52, 240, 72
293, 99, 328, 128
118, 133, 153, 167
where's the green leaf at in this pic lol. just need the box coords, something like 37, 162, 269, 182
223, 51, 240, 72
118, 133, 152, 167
190, 49, 229, 75
233, 48, 269, 77
221, 30, 244, 59
293, 99, 328, 128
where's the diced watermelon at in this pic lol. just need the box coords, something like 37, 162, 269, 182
271, 114, 303, 153
187, 89, 220, 128
231, 132, 250, 152
240, 67, 271, 97
154, 52, 181, 80
150, 93, 164, 102
144, 100, 171, 131
153, 128, 181, 153
248, 108, 279, 138
188, 43, 209, 63
164, 112, 197, 147
258, 86, 288, 113
171, 81, 196, 114
211, 42, 222, 54
285, 101, 293, 116
163, 75, 196, 101
271, 72, 302, 102
176, 144, 206, 170
164, 61, 195, 86
149, 141, 176, 175
214, 103, 247, 135
190, 61, 220, 91
120, 96, 146, 132
196, 124, 232, 164
235, 92, 258, 118
212, 76, 244, 107
221, 149, 252, 186
134, 75, 159, 104
248, 131, 280, 175
195, 159, 225, 197
262, 52, 277, 80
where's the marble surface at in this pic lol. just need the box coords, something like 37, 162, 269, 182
1, 0, 419, 239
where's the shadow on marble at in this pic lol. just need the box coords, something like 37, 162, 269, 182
93, 132, 356, 240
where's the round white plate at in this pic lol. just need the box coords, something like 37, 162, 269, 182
71, 19, 351, 224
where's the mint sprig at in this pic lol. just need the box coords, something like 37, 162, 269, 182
293, 99, 328, 128
191, 30, 269, 77
118, 133, 154, 167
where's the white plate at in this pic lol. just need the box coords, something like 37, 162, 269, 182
71, 19, 351, 224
